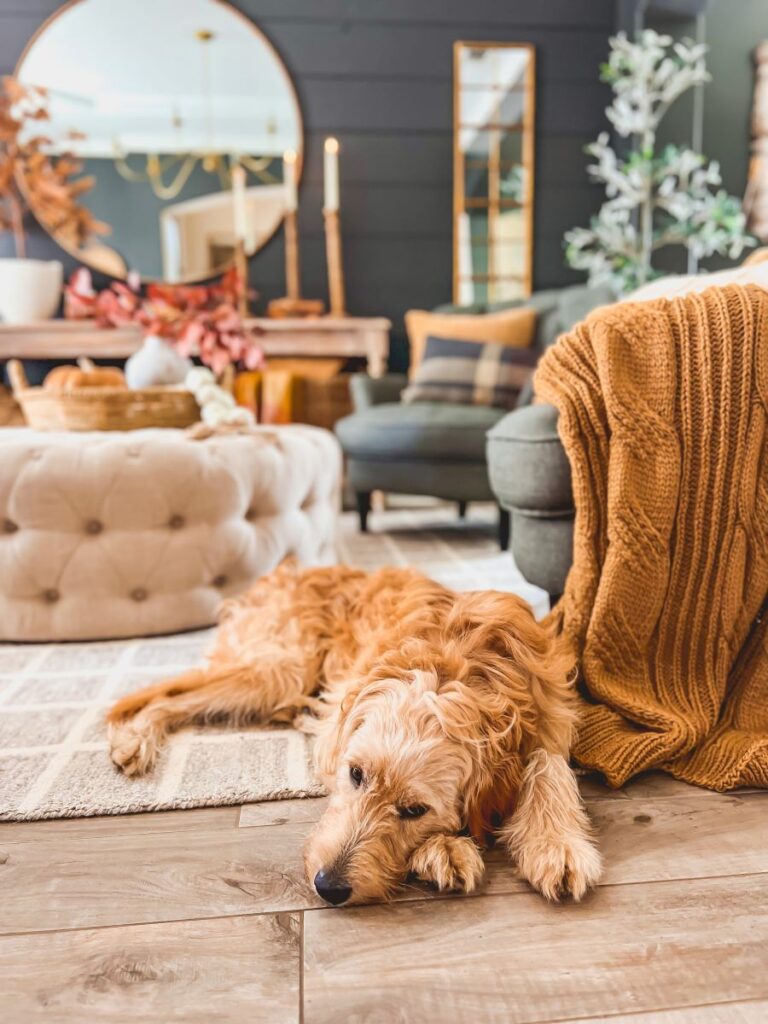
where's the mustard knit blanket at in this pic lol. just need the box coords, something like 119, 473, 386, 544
535, 284, 768, 791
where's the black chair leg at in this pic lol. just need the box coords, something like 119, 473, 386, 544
498, 506, 510, 550
356, 491, 372, 532
457, 500, 468, 519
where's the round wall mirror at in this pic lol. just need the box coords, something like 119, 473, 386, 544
15, 0, 303, 282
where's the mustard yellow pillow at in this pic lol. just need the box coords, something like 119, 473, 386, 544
405, 306, 537, 375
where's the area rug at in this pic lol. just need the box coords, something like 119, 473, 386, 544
0, 503, 546, 821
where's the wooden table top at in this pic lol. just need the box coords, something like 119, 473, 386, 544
0, 316, 392, 360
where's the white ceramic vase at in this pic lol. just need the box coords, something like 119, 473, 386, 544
0, 258, 63, 323
125, 334, 193, 389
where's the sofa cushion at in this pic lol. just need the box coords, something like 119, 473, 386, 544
486, 403, 573, 511
430, 282, 616, 355
402, 336, 538, 409
404, 306, 536, 373
336, 402, 505, 462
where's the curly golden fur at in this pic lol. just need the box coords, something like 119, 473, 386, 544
107, 563, 602, 905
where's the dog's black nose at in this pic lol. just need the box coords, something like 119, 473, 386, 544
314, 869, 352, 906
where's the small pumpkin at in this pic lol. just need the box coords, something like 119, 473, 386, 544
44, 358, 126, 392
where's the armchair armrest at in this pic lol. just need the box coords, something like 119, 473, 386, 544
486, 404, 573, 512
349, 373, 408, 411
487, 404, 574, 597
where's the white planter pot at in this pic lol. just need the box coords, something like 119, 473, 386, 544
125, 334, 192, 389
0, 258, 63, 323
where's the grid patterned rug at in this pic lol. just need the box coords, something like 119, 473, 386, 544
0, 503, 546, 821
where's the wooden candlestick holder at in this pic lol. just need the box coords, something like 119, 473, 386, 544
266, 210, 326, 318
323, 207, 346, 316
233, 238, 249, 318
284, 208, 300, 301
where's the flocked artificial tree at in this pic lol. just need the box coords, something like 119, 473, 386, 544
565, 30, 753, 294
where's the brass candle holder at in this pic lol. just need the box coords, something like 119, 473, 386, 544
233, 238, 249, 318
266, 210, 326, 318
323, 206, 346, 316
284, 207, 300, 301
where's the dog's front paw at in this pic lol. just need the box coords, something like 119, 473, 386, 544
409, 834, 485, 894
108, 720, 160, 776
515, 835, 602, 902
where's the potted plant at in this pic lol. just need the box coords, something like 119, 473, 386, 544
565, 31, 754, 294
0, 76, 106, 322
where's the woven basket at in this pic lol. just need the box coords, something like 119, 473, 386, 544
8, 360, 200, 432
0, 384, 24, 427
298, 374, 352, 431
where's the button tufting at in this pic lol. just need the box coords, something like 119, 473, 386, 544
212, 574, 228, 588
42, 588, 60, 604
85, 519, 103, 535
168, 514, 185, 530
130, 587, 148, 602
2, 518, 17, 534
245, 507, 256, 521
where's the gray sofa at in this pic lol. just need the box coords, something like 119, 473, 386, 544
334, 282, 614, 552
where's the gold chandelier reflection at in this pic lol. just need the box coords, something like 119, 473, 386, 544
112, 149, 276, 200
111, 29, 278, 201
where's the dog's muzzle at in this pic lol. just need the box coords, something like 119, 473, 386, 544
314, 869, 352, 906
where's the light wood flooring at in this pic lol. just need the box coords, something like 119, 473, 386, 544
1, 773, 767, 1023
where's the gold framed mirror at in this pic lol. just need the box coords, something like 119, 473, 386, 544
14, 0, 304, 283
453, 41, 535, 305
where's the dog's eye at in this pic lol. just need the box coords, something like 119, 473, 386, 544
349, 765, 364, 787
398, 804, 429, 819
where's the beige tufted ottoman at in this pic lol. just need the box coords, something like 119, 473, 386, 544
0, 426, 341, 641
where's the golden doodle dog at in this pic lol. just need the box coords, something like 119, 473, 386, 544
107, 564, 601, 906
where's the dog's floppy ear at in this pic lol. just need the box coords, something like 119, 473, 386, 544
312, 676, 391, 783
438, 590, 578, 839
445, 589, 578, 757
312, 682, 363, 782
463, 753, 523, 846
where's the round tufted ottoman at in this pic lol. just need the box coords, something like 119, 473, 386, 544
0, 426, 341, 641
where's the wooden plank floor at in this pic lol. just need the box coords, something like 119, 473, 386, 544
1, 774, 766, 1023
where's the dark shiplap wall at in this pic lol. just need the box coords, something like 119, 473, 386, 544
0, 0, 614, 366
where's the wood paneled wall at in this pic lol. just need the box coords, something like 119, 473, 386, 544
0, 0, 614, 367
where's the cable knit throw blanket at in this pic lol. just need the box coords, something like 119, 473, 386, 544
535, 284, 768, 791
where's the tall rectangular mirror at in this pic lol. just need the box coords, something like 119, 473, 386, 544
453, 42, 535, 305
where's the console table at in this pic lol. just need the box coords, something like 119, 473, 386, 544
0, 316, 391, 377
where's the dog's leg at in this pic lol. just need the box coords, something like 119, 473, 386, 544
499, 749, 602, 901
408, 834, 485, 894
107, 658, 311, 776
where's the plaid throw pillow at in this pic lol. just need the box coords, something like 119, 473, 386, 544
401, 335, 538, 409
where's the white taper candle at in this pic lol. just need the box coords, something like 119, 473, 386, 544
283, 149, 298, 212
231, 164, 248, 241
323, 137, 340, 212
